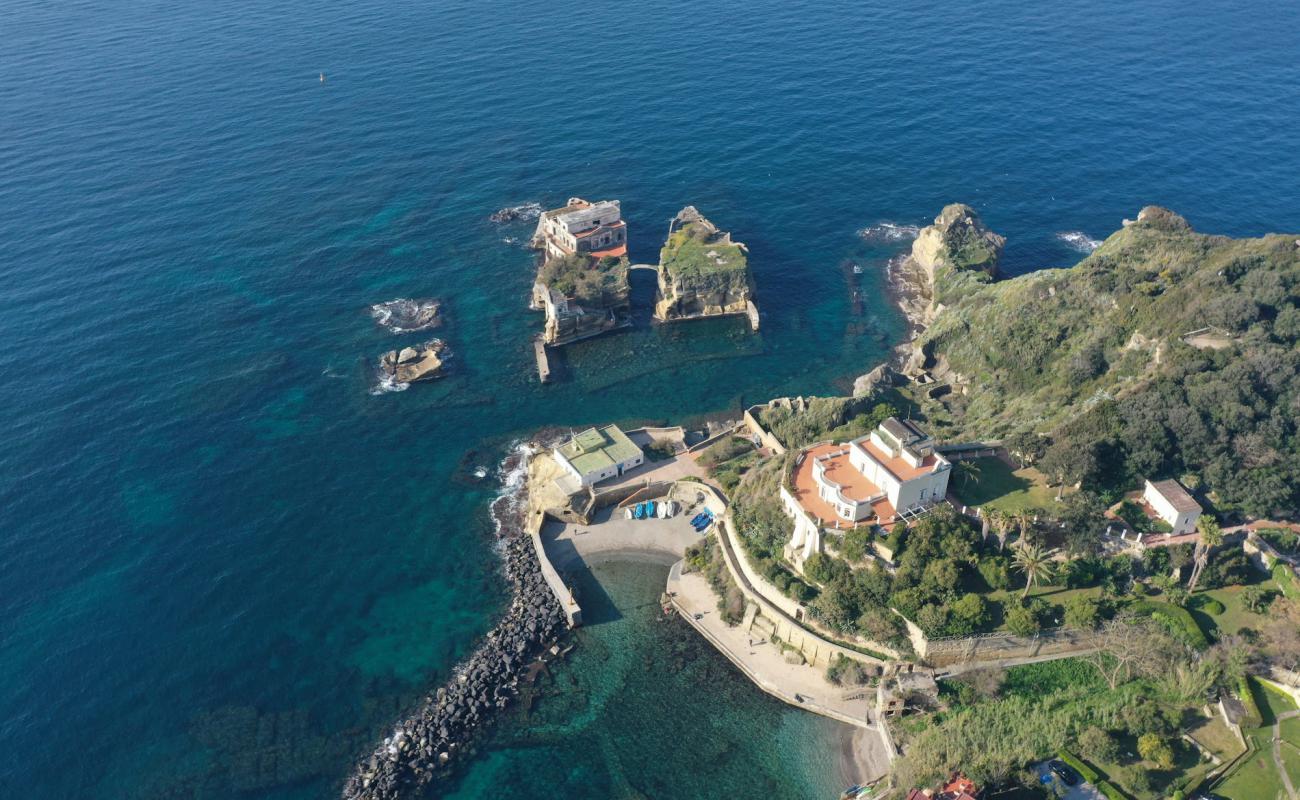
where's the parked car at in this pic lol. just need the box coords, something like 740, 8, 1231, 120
1048, 760, 1081, 786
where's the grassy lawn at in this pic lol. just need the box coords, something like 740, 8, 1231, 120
1212, 681, 1299, 800
1190, 581, 1281, 642
982, 584, 1106, 632
1188, 713, 1246, 761
1082, 728, 1212, 800
1216, 730, 1288, 800
949, 457, 1060, 514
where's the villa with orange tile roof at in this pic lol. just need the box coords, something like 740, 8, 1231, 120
780, 417, 951, 565
531, 197, 627, 261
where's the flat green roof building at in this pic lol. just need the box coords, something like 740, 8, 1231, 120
554, 424, 644, 487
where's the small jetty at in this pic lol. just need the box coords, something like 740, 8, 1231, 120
533, 336, 551, 383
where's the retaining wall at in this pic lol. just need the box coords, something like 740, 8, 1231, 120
526, 509, 583, 627
916, 625, 1103, 668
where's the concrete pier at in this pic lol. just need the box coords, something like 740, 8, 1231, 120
533, 337, 551, 383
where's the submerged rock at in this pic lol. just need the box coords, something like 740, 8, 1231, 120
370, 298, 442, 334
378, 340, 449, 384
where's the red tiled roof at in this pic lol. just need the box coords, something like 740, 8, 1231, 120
589, 243, 627, 259
791, 443, 893, 527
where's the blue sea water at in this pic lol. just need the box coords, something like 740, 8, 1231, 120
3, 0, 1300, 797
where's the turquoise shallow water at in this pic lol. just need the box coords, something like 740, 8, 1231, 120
3, 0, 1300, 797
444, 561, 843, 799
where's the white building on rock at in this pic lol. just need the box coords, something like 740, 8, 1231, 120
780, 418, 951, 565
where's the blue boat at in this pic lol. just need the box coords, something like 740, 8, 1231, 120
634, 502, 646, 519
647, 501, 657, 517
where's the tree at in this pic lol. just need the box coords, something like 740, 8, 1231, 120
950, 593, 990, 634
1005, 603, 1041, 637
1012, 543, 1056, 599
955, 458, 982, 489
1242, 585, 1274, 613
1084, 616, 1174, 690
987, 509, 1012, 551
1137, 732, 1175, 770
1063, 595, 1101, 630
1186, 516, 1223, 592
1077, 726, 1120, 764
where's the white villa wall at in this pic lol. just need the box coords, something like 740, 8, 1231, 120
780, 485, 822, 562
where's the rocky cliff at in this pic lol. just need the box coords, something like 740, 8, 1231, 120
654, 207, 757, 325
895, 203, 1005, 329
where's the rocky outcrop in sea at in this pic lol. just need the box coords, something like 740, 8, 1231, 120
370, 298, 443, 334
378, 340, 449, 385
340, 533, 566, 799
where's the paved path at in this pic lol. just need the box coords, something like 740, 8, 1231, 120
1273, 710, 1299, 800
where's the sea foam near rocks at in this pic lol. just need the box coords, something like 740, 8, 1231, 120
489, 202, 542, 223
858, 221, 921, 242
370, 298, 442, 334
1056, 230, 1101, 252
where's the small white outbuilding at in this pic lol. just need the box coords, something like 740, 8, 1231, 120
1142, 478, 1202, 535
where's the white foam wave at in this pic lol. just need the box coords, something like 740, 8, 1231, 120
370, 298, 442, 334
489, 202, 542, 223
369, 374, 410, 395
1056, 230, 1101, 253
489, 440, 537, 537
858, 221, 921, 242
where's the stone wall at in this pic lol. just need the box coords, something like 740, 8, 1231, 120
916, 625, 1103, 668
743, 404, 787, 454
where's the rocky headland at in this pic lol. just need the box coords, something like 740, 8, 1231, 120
378, 340, 450, 384
341, 533, 567, 800
856, 203, 1005, 395
654, 206, 758, 328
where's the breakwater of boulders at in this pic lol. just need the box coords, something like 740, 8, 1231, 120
341, 533, 566, 799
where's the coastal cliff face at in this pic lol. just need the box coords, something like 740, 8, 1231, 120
890, 206, 1300, 515
654, 207, 757, 322
897, 203, 1005, 329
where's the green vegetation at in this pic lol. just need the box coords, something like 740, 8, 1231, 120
696, 436, 754, 468
825, 653, 871, 687
910, 207, 1300, 517
948, 456, 1058, 514
756, 397, 897, 450
1212, 679, 1300, 799
685, 534, 745, 625
537, 252, 629, 306
659, 219, 748, 277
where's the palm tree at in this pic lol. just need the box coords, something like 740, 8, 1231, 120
1015, 510, 1037, 547
1012, 542, 1056, 599
986, 509, 1011, 551
1186, 516, 1223, 592
956, 459, 982, 490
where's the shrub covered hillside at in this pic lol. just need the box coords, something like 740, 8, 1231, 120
911, 207, 1300, 517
